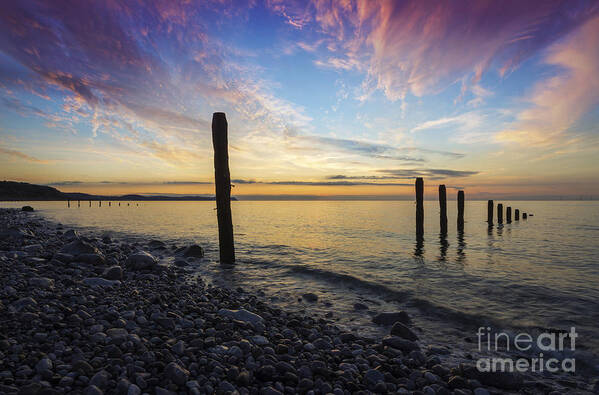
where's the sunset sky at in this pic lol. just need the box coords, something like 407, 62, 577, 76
1, 0, 598, 199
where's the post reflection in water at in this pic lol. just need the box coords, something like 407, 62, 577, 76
414, 234, 424, 259
457, 231, 466, 263
439, 232, 449, 261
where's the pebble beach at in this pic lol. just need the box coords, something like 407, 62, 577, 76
1, 208, 597, 395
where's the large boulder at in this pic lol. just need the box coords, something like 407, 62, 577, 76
390, 321, 419, 341
76, 253, 105, 266
60, 239, 101, 256
63, 229, 79, 241
125, 251, 157, 270
103, 265, 123, 280
21, 206, 34, 212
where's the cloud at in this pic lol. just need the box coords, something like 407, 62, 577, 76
270, 0, 599, 101
376, 168, 479, 180
47, 181, 84, 186
0, 146, 46, 163
232, 178, 412, 186
496, 16, 599, 146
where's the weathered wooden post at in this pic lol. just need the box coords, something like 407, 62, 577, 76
457, 190, 464, 231
78, 200, 80, 208
89, 200, 91, 207
212, 112, 235, 264
109, 201, 111, 207
415, 177, 424, 237
439, 185, 447, 234
487, 200, 494, 225
506, 207, 512, 223
67, 200, 70, 208
523, 212, 527, 219
497, 203, 503, 224
515, 209, 520, 221
119, 202, 121, 206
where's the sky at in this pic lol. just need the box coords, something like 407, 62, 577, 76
1, 0, 599, 199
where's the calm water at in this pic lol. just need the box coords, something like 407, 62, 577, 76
4, 200, 599, 366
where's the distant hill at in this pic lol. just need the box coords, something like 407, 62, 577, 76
0, 181, 232, 201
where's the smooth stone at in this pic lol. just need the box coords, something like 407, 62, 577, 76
102, 265, 123, 280
302, 293, 318, 302
35, 358, 53, 373
218, 308, 264, 326
63, 229, 79, 241
182, 244, 204, 258
60, 239, 101, 256
21, 206, 34, 212
76, 253, 105, 265
164, 362, 189, 385
125, 251, 157, 270
29, 277, 54, 289
382, 336, 419, 352
83, 277, 120, 287
365, 369, 385, 385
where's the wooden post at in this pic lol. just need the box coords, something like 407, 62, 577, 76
109, 201, 111, 207
99, 200, 102, 207
68, 200, 70, 208
89, 200, 91, 207
506, 206, 512, 223
212, 112, 235, 264
119, 202, 121, 206
457, 190, 464, 231
415, 177, 424, 237
523, 212, 527, 219
497, 203, 503, 224
439, 185, 447, 234
515, 209, 520, 221
487, 200, 494, 225
78, 200, 80, 208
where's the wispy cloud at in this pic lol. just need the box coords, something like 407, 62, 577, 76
0, 146, 46, 163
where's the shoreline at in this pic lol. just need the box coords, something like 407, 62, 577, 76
1, 208, 597, 394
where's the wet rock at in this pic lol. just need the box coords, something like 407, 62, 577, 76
83, 277, 120, 288
63, 229, 79, 241
29, 277, 54, 289
353, 302, 368, 310
365, 369, 385, 385
21, 205, 34, 212
35, 358, 53, 373
372, 311, 411, 325
76, 253, 105, 265
125, 251, 157, 270
302, 293, 318, 302
382, 336, 419, 352
390, 321, 419, 341
182, 244, 204, 258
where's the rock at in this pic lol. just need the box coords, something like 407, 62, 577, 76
63, 229, 79, 241
102, 265, 123, 280
29, 277, 54, 289
390, 321, 419, 341
21, 206, 34, 212
60, 239, 101, 256
53, 252, 74, 263
251, 335, 269, 346
83, 277, 120, 287
182, 244, 204, 258
127, 384, 141, 395
448, 375, 468, 389
125, 251, 157, 270
365, 369, 385, 385
0, 226, 33, 240
464, 366, 523, 390
23, 244, 42, 254
473, 389, 490, 395
372, 311, 411, 325
35, 358, 53, 373
76, 253, 105, 265
302, 293, 318, 302
382, 336, 419, 352
218, 308, 264, 327
10, 297, 37, 311
164, 362, 189, 385
172, 340, 185, 356
73, 360, 94, 376
148, 240, 166, 249
83, 385, 103, 395
353, 302, 368, 310
90, 370, 110, 389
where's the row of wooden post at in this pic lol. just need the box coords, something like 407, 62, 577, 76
487, 200, 527, 225
415, 177, 465, 236
67, 201, 129, 207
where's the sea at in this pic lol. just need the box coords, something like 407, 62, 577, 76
3, 200, 599, 374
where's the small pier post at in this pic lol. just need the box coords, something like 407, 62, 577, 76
497, 203, 503, 224
506, 207, 512, 223
78, 200, 80, 208
515, 209, 520, 221
99, 201, 102, 207
523, 213, 527, 219
212, 112, 235, 264
109, 201, 111, 207
415, 177, 424, 237
89, 200, 91, 207
67, 200, 70, 208
439, 184, 447, 234
457, 190, 464, 231
487, 200, 494, 225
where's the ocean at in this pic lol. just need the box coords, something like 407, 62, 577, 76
3, 200, 599, 372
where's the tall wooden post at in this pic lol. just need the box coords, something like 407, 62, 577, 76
68, 200, 70, 208
439, 185, 447, 234
515, 209, 520, 221
497, 203, 503, 224
457, 190, 464, 231
99, 201, 102, 207
415, 177, 424, 237
506, 207, 512, 223
78, 200, 80, 208
89, 200, 91, 207
109, 201, 111, 207
212, 112, 235, 264
487, 200, 494, 225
